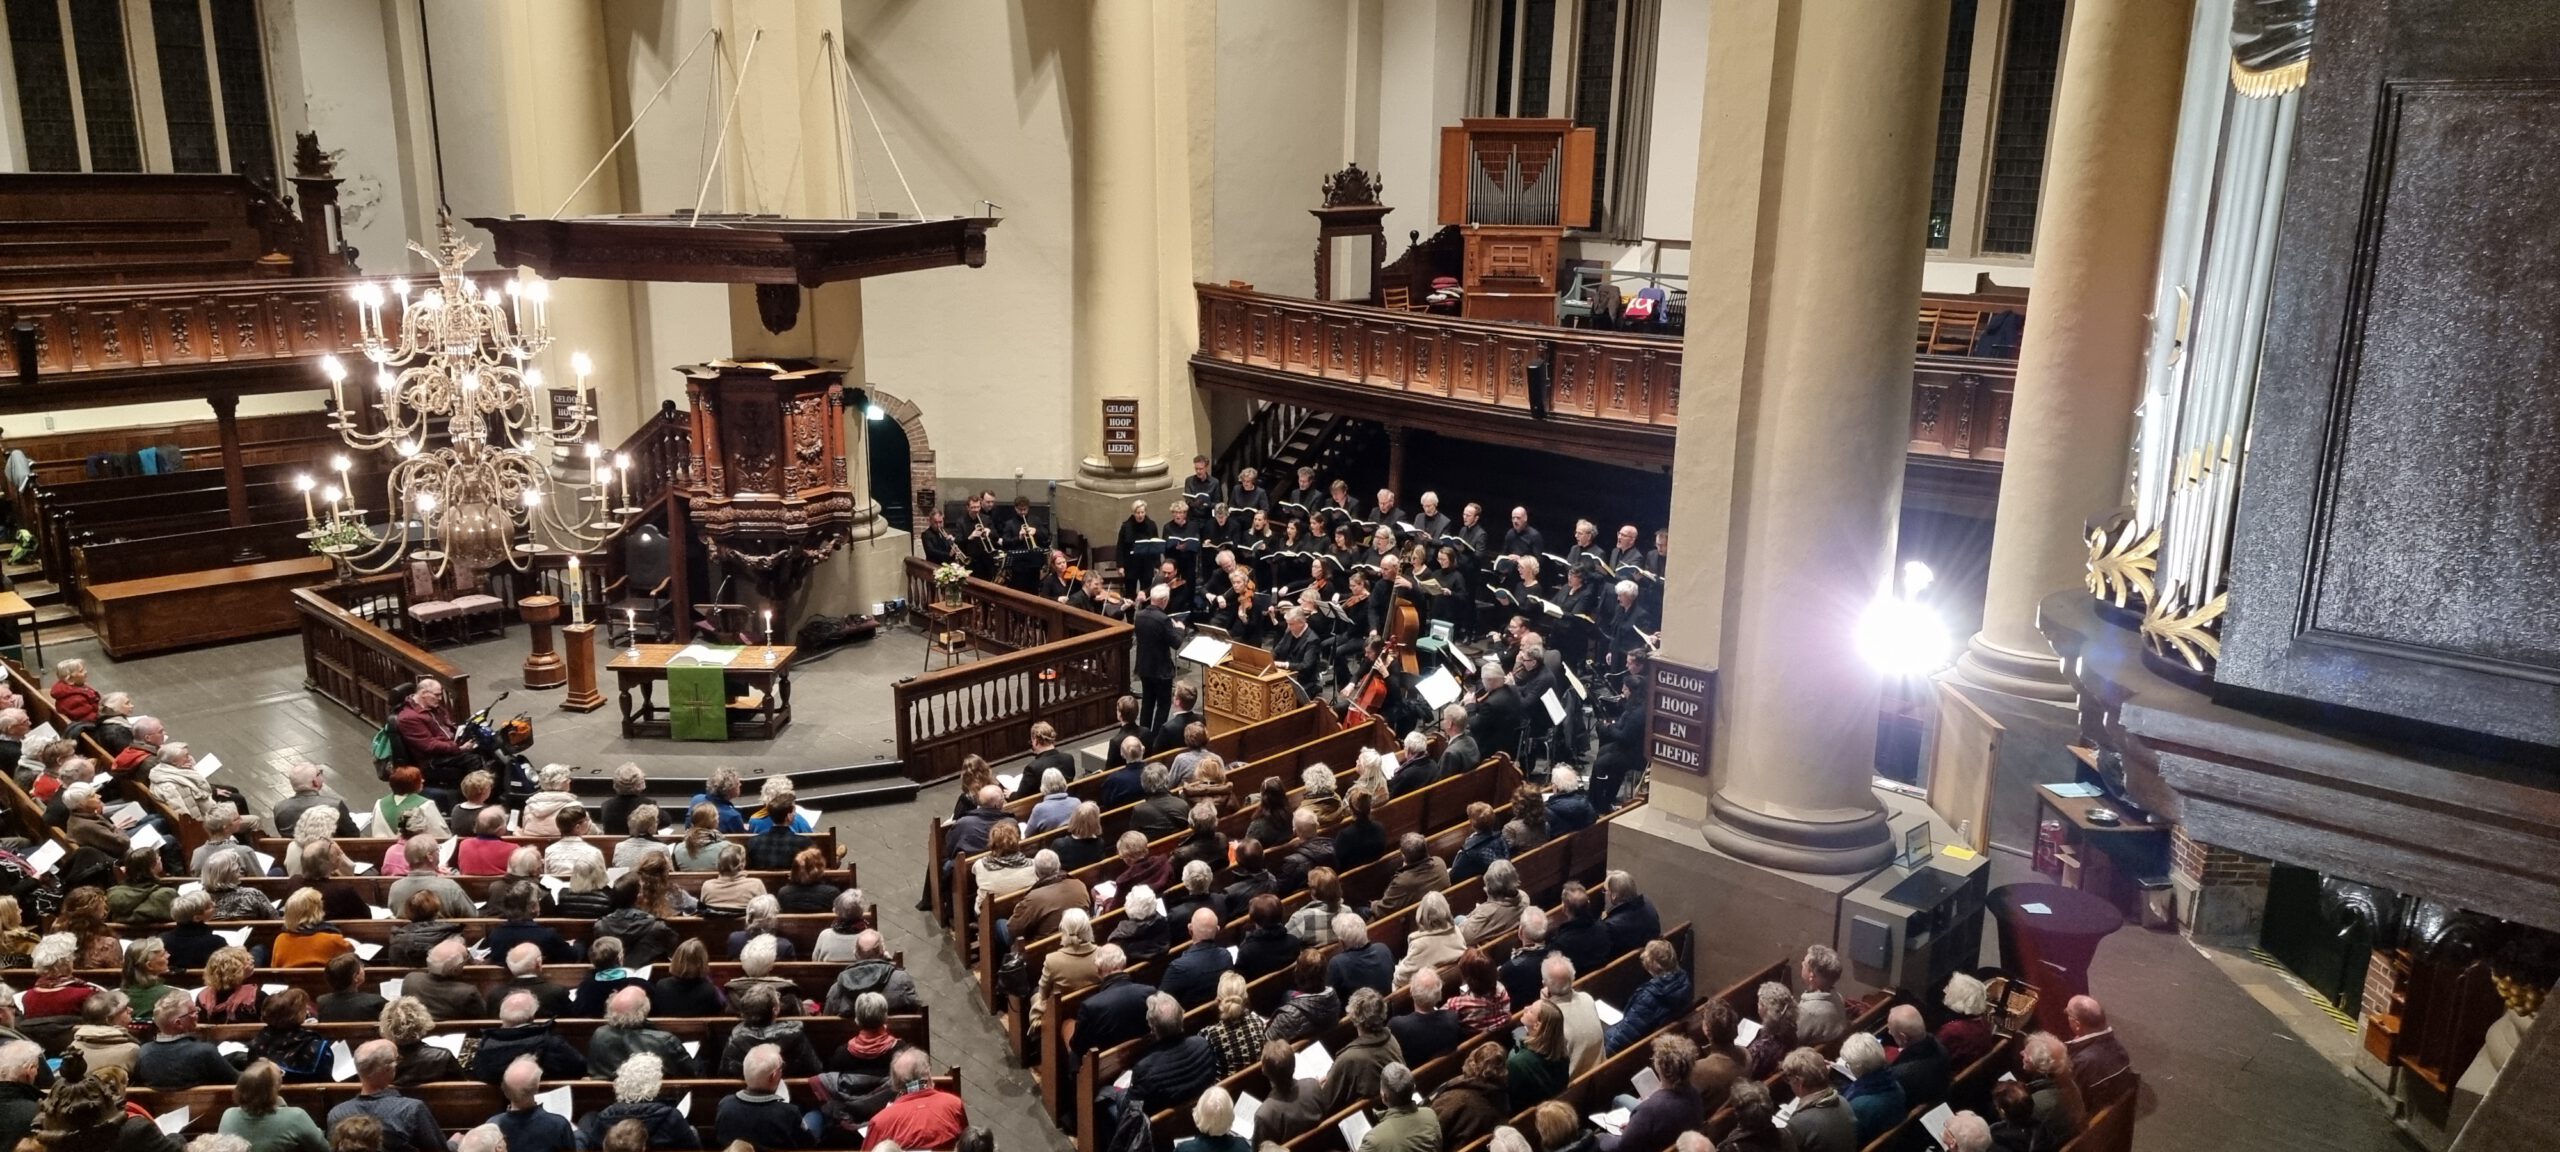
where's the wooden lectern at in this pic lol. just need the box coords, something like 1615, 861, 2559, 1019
1202, 642, 1299, 736
1437, 119, 1595, 325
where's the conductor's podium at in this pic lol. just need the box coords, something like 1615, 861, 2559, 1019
1201, 641, 1298, 735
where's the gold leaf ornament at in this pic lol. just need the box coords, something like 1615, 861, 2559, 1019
2085, 521, 2160, 608
2143, 590, 2228, 672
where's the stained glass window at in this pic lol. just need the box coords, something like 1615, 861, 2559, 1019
152, 0, 221, 173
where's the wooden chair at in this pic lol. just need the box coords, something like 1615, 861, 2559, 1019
607, 523, 674, 645
402, 558, 462, 645
1382, 286, 1415, 312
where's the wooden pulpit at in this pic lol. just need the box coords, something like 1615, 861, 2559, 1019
1437, 118, 1595, 325
1202, 642, 1299, 736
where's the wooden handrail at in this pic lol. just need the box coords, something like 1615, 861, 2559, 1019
293, 586, 472, 725
892, 557, 1131, 784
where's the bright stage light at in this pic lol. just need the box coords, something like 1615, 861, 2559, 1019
1859, 560, 1951, 676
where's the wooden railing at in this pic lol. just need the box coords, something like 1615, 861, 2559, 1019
1192, 283, 2016, 468
0, 276, 373, 384
294, 584, 471, 726
891, 557, 1130, 783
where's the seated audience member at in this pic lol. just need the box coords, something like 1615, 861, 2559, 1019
1007, 851, 1088, 949
862, 1048, 967, 1152
401, 937, 485, 1022
449, 769, 501, 838
1268, 949, 1344, 1042
1450, 802, 1510, 884
1329, 912, 1396, 1001
2018, 1031, 2087, 1147
1936, 973, 1997, 1069
1161, 906, 1234, 1010
1938, 1110, 1994, 1152
1461, 860, 1529, 948
1104, 832, 1172, 904
1364, 1063, 1439, 1152
1015, 723, 1076, 803
519, 765, 580, 836
1508, 1000, 1571, 1102
185, 801, 259, 874
17, 935, 100, 1018
1886, 1004, 1951, 1108
542, 805, 606, 876
220, 1058, 333, 1152
385, 839, 476, 920
1235, 892, 1303, 981
746, 793, 814, 870
599, 762, 652, 842
1840, 1032, 1906, 1145
1373, 834, 1450, 920
1026, 769, 1079, 834
700, 842, 767, 907
574, 937, 655, 1016
382, 892, 462, 970
273, 761, 364, 839
692, 766, 749, 833
1600, 870, 1662, 961
1177, 1086, 1250, 1152
1745, 983, 1800, 1081
1605, 941, 1693, 1055
1109, 884, 1175, 963
720, 984, 823, 1079
726, 935, 808, 1017
572, 1054, 700, 1150
194, 946, 266, 1024
1129, 766, 1192, 840
1542, 954, 1604, 1076
1986, 1080, 2041, 1152
137, 992, 244, 1089
293, 838, 371, 923
317, 953, 389, 1024
104, 848, 175, 925
328, 1040, 446, 1152
280, 806, 348, 875
469, 991, 587, 1084
1170, 803, 1229, 875
748, 776, 816, 834
1128, 992, 1219, 1114
592, 986, 697, 1079
67, 991, 139, 1077
118, 939, 177, 1022
1333, 788, 1389, 872
651, 939, 729, 1018
488, 1056, 577, 1152
1444, 949, 1514, 1036
1218, 839, 1278, 919
671, 809, 730, 872
488, 847, 557, 918
813, 888, 873, 963
61, 783, 129, 860
1549, 882, 1612, 981
1317, 988, 1404, 1112
1688, 999, 1750, 1077
1546, 766, 1598, 833
1393, 967, 1468, 1068
727, 895, 801, 961
716, 1043, 813, 1149
379, 997, 462, 1085
48, 659, 101, 723
245, 988, 331, 1083
2064, 995, 2134, 1108
483, 942, 571, 1019
1197, 970, 1269, 1077
971, 820, 1039, 913
271, 888, 353, 969
1781, 1047, 1857, 1152
373, 767, 450, 845
1428, 1043, 1509, 1148
828, 990, 905, 1079
1069, 945, 1156, 1056
614, 852, 696, 919
1720, 1080, 1789, 1152
1250, 1038, 1328, 1145
1793, 943, 1849, 1047
1051, 802, 1109, 874
777, 847, 842, 914
1498, 904, 1556, 1004
1031, 911, 1101, 1036
1275, 808, 1338, 893
486, 887, 575, 965
51, 890, 117, 971
613, 805, 668, 869
1396, 892, 1468, 988
1098, 738, 1148, 809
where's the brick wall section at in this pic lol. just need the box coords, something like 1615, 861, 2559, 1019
2363, 949, 2402, 1022
2173, 823, 2271, 887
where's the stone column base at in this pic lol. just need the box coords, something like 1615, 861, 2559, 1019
1055, 474, 1185, 560
1955, 631, 2078, 702
1609, 805, 1893, 993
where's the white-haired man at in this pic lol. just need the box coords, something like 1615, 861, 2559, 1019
469, 990, 587, 1083
0, 1039, 41, 1149
134, 993, 234, 1090
1469, 659, 1524, 760
60, 782, 127, 858
487, 1055, 575, 1152
715, 1043, 806, 1148
866, 1047, 967, 1150
454, 1125, 506, 1152
1135, 583, 1180, 733
1326, 912, 1394, 1001
1840, 1031, 1905, 1144
329, 1039, 444, 1152
1392, 967, 1466, 1068
591, 986, 697, 1079
1543, 953, 1604, 1076
272, 761, 361, 838
572, 1053, 696, 1149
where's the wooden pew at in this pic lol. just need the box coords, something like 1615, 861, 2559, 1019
1859, 1034, 2018, 1152
127, 1074, 962, 1144
195, 1011, 931, 1055
2056, 1070, 2138, 1152
256, 829, 844, 862
4, 961, 873, 1005
240, 868, 856, 903
114, 913, 846, 958
5, 660, 206, 860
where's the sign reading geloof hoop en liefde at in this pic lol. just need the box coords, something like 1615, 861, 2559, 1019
1102, 397, 1140, 463
1645, 657, 1715, 776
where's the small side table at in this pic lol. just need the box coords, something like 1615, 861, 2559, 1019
923, 601, 977, 670
560, 622, 608, 712
519, 595, 566, 689
0, 590, 38, 670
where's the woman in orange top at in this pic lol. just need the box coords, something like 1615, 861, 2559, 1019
269, 888, 353, 968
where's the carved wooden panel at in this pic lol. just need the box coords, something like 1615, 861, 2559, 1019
2221, 0, 2560, 748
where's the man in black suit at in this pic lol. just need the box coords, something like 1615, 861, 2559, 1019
1586, 676, 1646, 811
1150, 682, 1201, 757
1512, 647, 1558, 771
1469, 659, 1525, 762
1011, 721, 1080, 801
1269, 607, 1325, 697
1133, 586, 1180, 735
1181, 455, 1224, 511
1070, 946, 1157, 1057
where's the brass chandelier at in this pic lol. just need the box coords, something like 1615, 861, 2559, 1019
308, 217, 634, 576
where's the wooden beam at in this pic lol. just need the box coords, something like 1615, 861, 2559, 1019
209, 392, 249, 527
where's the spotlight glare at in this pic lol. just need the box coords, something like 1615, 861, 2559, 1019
1857, 596, 1952, 677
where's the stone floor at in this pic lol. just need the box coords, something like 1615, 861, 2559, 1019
56, 625, 2419, 1152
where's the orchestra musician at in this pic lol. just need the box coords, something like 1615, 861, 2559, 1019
1038, 549, 1077, 602
1070, 571, 1131, 619
1005, 496, 1047, 590
1589, 649, 1649, 807
1156, 559, 1197, 619
960, 494, 1001, 580
919, 509, 958, 565
1114, 500, 1160, 595
1269, 605, 1324, 697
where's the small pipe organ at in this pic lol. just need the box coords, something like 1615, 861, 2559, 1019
1437, 118, 1595, 325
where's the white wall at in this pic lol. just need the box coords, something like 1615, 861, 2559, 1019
601, 0, 728, 417
1210, 0, 1353, 297
262, 0, 420, 274
1376, 0, 1472, 252
25, 392, 329, 435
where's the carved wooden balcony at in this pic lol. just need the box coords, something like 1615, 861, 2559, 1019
0, 277, 373, 414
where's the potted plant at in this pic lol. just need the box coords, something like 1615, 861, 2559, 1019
932, 561, 972, 607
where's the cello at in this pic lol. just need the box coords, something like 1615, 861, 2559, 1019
1349, 576, 1425, 719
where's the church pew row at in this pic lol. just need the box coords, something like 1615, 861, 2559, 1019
1858, 1033, 2017, 1152
1695, 991, 1905, 1144
254, 829, 844, 862
933, 714, 1393, 942
106, 912, 853, 957
1273, 923, 1706, 1152
1036, 798, 1615, 1130
2, 961, 883, 1004
4, 660, 207, 861
195, 1011, 931, 1053
2055, 1071, 2138, 1152
970, 755, 1523, 1013
240, 867, 857, 903
127, 1074, 961, 1145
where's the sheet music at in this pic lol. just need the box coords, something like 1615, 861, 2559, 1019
1178, 635, 1234, 666
1416, 668, 1461, 711
1541, 690, 1566, 724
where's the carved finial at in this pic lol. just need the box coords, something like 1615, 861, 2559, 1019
292, 131, 333, 179
1319, 163, 1384, 209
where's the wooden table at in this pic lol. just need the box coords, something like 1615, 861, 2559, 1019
923, 602, 976, 670
2035, 779, 2171, 919
0, 591, 37, 669
606, 644, 796, 740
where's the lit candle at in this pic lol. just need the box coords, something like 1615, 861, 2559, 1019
615, 453, 631, 507
762, 609, 774, 646
567, 556, 585, 625
418, 492, 438, 550
294, 474, 316, 526
321, 356, 347, 418
321, 485, 343, 526
332, 454, 353, 514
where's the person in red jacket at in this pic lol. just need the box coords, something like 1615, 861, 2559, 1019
47, 660, 100, 725
861, 1048, 967, 1151
392, 679, 479, 798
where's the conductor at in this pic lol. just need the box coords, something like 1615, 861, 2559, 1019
1134, 584, 1181, 733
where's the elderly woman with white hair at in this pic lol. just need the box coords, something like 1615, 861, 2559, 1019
1026, 768, 1079, 834
1393, 891, 1467, 988
573, 1054, 699, 1149
198, 853, 277, 921
1031, 908, 1100, 1034
19, 933, 104, 1017
598, 762, 652, 843
1107, 884, 1174, 963
519, 764, 581, 836
1298, 762, 1345, 824
1937, 971, 1998, 1068
724, 895, 799, 961
722, 935, 810, 1017
60, 782, 129, 858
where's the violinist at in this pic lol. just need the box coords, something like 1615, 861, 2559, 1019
1114, 500, 1160, 596
1038, 549, 1078, 602
1070, 571, 1131, 619
1328, 569, 1377, 685
1156, 559, 1197, 619
1207, 567, 1257, 639
919, 509, 958, 565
